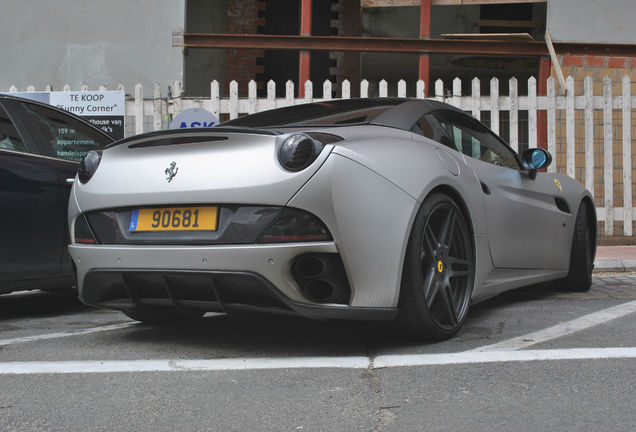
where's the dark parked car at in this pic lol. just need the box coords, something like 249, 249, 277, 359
0, 95, 114, 294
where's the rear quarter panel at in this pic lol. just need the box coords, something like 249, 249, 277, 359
289, 128, 493, 306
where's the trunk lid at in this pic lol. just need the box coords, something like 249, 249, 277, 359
73, 130, 332, 211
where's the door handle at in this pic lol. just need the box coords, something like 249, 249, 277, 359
66, 178, 75, 184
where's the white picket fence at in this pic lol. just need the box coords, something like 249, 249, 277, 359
9, 76, 636, 238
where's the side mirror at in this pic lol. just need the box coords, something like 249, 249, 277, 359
521, 148, 552, 179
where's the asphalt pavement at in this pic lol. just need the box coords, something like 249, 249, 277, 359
0, 246, 634, 431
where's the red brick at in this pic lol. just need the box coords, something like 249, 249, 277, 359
584, 56, 605, 67
561, 55, 584, 67
333, 0, 362, 97
608, 57, 628, 68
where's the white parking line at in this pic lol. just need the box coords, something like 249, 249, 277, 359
471, 299, 636, 352
0, 356, 370, 375
0, 348, 634, 375
0, 322, 137, 347
373, 347, 636, 368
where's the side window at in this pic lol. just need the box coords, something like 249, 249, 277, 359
19, 102, 110, 162
432, 110, 520, 170
0, 105, 27, 152
411, 114, 457, 151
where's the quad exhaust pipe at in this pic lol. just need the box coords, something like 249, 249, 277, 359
292, 254, 350, 304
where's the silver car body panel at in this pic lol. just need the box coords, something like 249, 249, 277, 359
70, 131, 333, 212
287, 152, 416, 307
465, 156, 571, 269
68, 99, 595, 320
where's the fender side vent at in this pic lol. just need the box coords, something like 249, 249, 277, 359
480, 182, 491, 195
554, 197, 571, 214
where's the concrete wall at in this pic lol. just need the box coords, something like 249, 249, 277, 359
1, 0, 185, 94
547, 0, 636, 44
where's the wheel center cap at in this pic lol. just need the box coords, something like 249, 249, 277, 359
437, 260, 444, 273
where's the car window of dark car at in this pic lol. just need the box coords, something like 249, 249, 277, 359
411, 114, 458, 152
0, 105, 27, 152
432, 110, 520, 170
18, 102, 109, 162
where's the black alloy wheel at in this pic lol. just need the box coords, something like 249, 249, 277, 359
398, 192, 475, 340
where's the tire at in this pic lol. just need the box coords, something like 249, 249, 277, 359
561, 204, 594, 292
397, 192, 475, 341
122, 308, 204, 325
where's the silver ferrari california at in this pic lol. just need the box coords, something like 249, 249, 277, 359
68, 98, 596, 340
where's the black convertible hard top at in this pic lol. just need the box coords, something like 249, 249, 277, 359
222, 98, 455, 130
108, 98, 461, 148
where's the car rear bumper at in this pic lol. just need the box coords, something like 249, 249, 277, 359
68, 243, 397, 321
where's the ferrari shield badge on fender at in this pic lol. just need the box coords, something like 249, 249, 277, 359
165, 161, 178, 182
554, 178, 563, 192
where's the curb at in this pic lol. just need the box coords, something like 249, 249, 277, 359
593, 260, 636, 273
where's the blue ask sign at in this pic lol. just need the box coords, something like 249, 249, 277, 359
169, 108, 218, 129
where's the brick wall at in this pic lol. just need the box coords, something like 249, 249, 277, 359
553, 55, 636, 242
224, 0, 362, 98
331, 0, 361, 97
225, 0, 265, 96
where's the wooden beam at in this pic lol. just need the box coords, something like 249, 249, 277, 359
419, 0, 431, 95
299, 0, 312, 98
362, 0, 547, 7
433, 0, 546, 4
545, 30, 566, 95
362, 0, 420, 6
442, 33, 535, 41
419, 1, 431, 39
300, 0, 312, 36
179, 34, 636, 57
537, 56, 551, 150
475, 19, 542, 28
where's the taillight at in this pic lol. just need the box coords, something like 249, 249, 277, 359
278, 134, 323, 172
78, 150, 102, 184
258, 208, 332, 243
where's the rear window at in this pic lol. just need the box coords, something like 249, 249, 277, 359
223, 99, 404, 128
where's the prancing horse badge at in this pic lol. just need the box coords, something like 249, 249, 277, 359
165, 161, 178, 182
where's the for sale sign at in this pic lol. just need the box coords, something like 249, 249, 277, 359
3, 91, 125, 140
50, 91, 125, 139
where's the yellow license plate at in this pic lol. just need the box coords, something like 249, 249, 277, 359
128, 206, 218, 232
